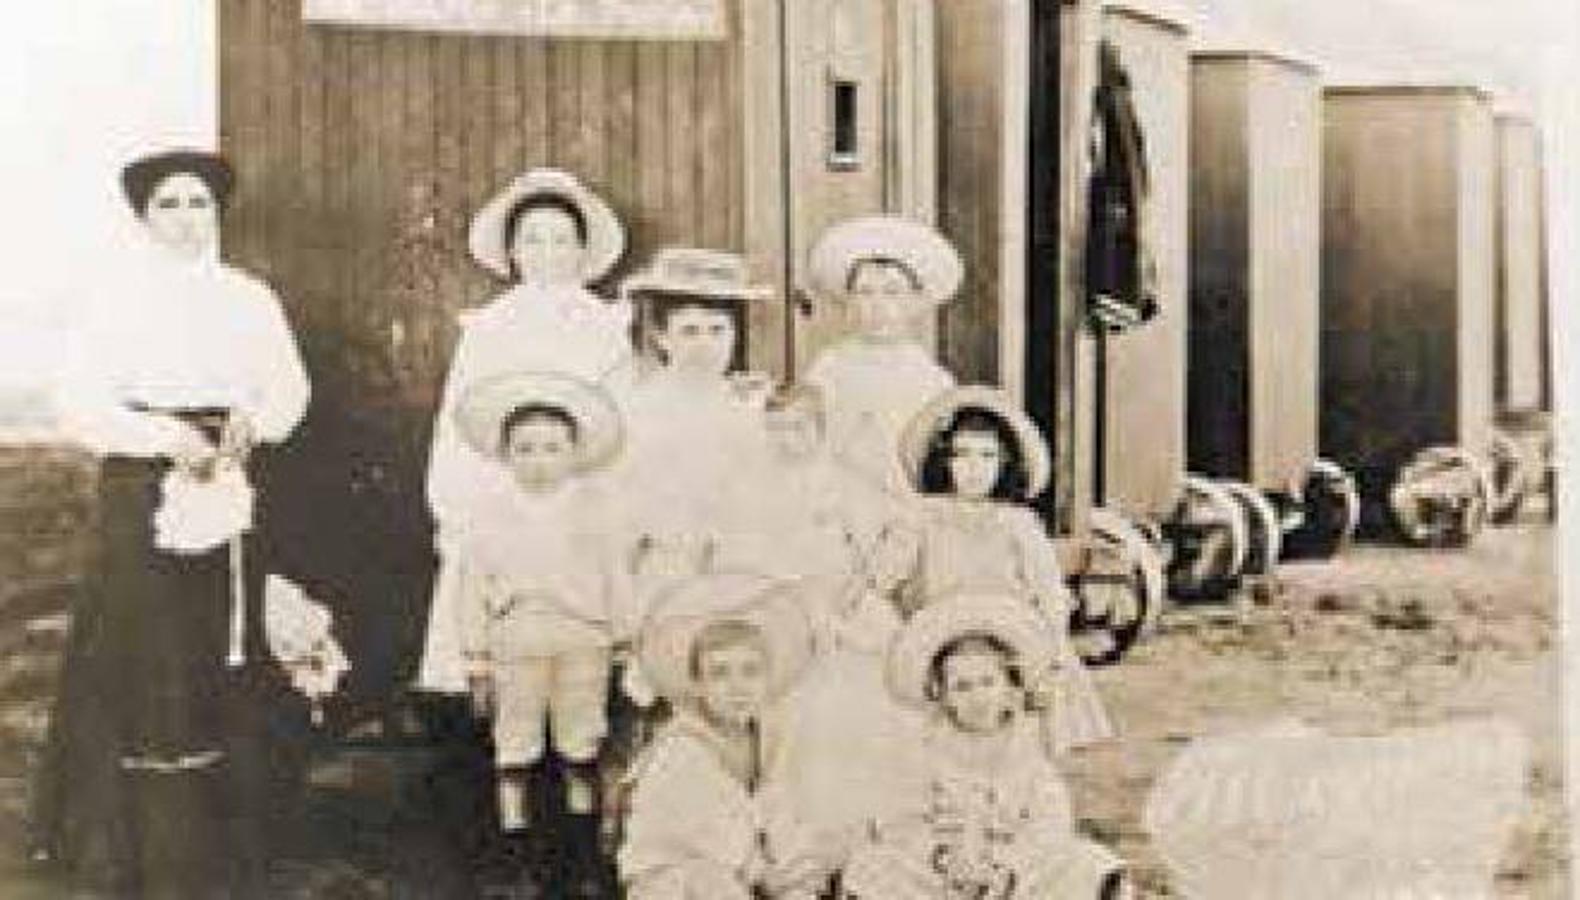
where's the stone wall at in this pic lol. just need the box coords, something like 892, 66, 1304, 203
0, 445, 98, 856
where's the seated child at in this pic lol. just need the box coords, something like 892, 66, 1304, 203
879, 384, 1114, 754
449, 371, 640, 885
804, 215, 962, 496
711, 383, 929, 845
620, 573, 837, 900
842, 594, 1131, 899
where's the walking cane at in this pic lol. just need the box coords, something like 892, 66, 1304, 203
227, 536, 246, 668
224, 424, 254, 670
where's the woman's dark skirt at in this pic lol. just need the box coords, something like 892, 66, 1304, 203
33, 456, 294, 898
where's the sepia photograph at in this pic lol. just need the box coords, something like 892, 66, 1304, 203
0, 1, 1575, 897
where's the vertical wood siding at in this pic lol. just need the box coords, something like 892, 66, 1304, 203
1188, 54, 1320, 491
1247, 58, 1321, 490
1495, 117, 1547, 416
935, 0, 1009, 385
1186, 58, 1251, 481
1320, 88, 1497, 506
218, 0, 746, 686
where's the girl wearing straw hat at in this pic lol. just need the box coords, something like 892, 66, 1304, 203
419, 168, 633, 696
620, 573, 839, 899
448, 371, 642, 890
876, 385, 1114, 755
841, 594, 1131, 899
616, 249, 776, 594
804, 216, 961, 496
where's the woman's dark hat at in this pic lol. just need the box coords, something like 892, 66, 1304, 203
120, 149, 234, 216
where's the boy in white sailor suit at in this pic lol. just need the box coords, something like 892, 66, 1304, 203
448, 370, 639, 890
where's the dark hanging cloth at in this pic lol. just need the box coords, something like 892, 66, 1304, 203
1086, 39, 1160, 333
31, 410, 304, 898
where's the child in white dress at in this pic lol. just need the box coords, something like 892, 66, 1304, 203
804, 216, 962, 496
879, 385, 1115, 754
617, 249, 775, 597
420, 168, 633, 696
449, 371, 639, 889
710, 385, 927, 845
842, 594, 1130, 899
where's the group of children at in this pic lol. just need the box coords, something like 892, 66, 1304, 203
414, 168, 1131, 898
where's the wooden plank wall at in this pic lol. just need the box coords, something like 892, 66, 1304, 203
1495, 116, 1547, 415
935, 0, 1012, 386
1186, 57, 1251, 481
218, 0, 746, 687
1187, 53, 1320, 491
1095, 7, 1189, 520
1456, 97, 1496, 456
1247, 57, 1321, 490
1320, 88, 1496, 507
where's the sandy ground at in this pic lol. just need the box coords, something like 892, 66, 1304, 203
0, 513, 1565, 896
1067, 522, 1569, 898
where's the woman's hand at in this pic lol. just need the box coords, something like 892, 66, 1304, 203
219, 413, 256, 460
162, 418, 217, 475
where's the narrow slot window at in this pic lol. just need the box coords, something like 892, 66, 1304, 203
829, 79, 860, 170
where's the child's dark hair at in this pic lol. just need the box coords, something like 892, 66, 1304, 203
919, 406, 1032, 500
644, 293, 741, 331
924, 632, 1024, 702
498, 402, 580, 453
642, 294, 747, 369
502, 192, 590, 280
688, 618, 768, 681
846, 255, 924, 293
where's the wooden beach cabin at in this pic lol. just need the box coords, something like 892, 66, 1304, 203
1089, 5, 1189, 526
216, 0, 939, 689
1186, 51, 1362, 561
1187, 51, 1320, 500
930, 0, 1100, 536
1320, 85, 1498, 536
938, 0, 1188, 536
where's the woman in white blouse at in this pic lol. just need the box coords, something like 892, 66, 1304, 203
38, 149, 310, 899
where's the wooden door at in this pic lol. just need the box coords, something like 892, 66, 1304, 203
782, 0, 936, 376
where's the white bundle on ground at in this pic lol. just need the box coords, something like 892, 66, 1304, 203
152, 460, 255, 554
265, 575, 351, 723
1144, 718, 1528, 899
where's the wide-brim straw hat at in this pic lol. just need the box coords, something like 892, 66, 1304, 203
468, 168, 626, 283
899, 384, 1053, 498
453, 370, 624, 468
622, 247, 776, 305
637, 572, 816, 704
807, 215, 964, 306
886, 592, 1059, 709
121, 149, 235, 216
